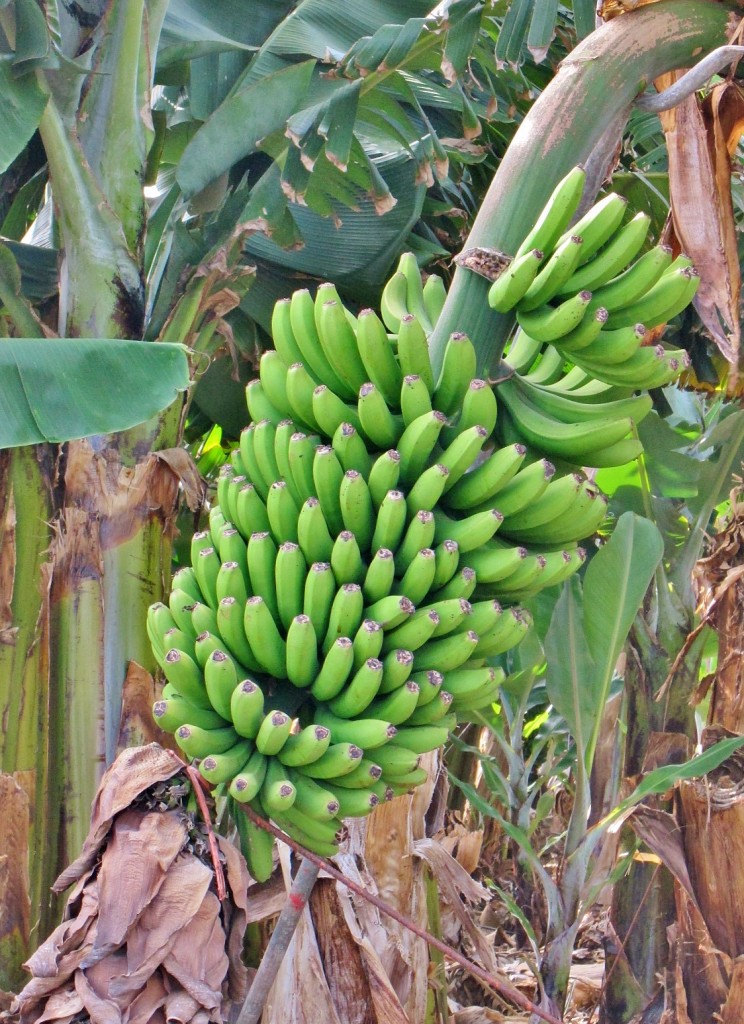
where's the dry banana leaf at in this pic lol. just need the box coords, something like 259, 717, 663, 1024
3, 744, 249, 1024
658, 75, 743, 370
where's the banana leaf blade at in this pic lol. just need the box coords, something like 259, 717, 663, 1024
0, 339, 189, 447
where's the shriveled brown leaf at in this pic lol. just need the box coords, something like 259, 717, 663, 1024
9, 746, 247, 1024
108, 856, 214, 999
414, 838, 494, 974
117, 664, 163, 753
627, 807, 700, 913
150, 450, 206, 515
88, 810, 188, 963
54, 745, 184, 892
658, 74, 741, 369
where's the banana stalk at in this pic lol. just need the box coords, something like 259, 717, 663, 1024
429, 0, 734, 376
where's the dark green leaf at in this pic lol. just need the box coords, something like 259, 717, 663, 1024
176, 60, 316, 196
495, 0, 533, 66
0, 339, 189, 447
12, 0, 50, 74
1, 240, 58, 301
0, 57, 48, 173
526, 0, 558, 63
572, 0, 596, 40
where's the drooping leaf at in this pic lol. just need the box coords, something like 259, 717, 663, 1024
0, 58, 48, 174
176, 60, 316, 196
526, 0, 559, 64
495, 0, 533, 66
0, 339, 190, 447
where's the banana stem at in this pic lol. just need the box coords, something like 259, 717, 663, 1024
234, 857, 320, 1024
429, 0, 735, 376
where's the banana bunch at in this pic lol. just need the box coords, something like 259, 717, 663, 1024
149, 238, 659, 876
487, 166, 696, 467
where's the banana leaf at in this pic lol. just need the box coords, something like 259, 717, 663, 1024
0, 339, 189, 447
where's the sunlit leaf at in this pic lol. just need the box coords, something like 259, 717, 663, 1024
0, 339, 190, 447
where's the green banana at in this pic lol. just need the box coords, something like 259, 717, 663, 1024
400, 373, 433, 426
475, 608, 532, 657
339, 470, 375, 551
243, 596, 286, 677
271, 296, 306, 367
467, 542, 528, 584
266, 479, 300, 544
406, 691, 453, 725
488, 248, 544, 313
328, 657, 384, 717
364, 680, 420, 725
355, 307, 402, 407
511, 375, 652, 426
379, 648, 414, 693
397, 547, 437, 605
286, 769, 340, 820
229, 749, 268, 803
255, 710, 293, 755
316, 297, 368, 394
516, 290, 593, 343
432, 507, 502, 552
325, 759, 382, 789
398, 252, 432, 331
312, 444, 345, 536
203, 649, 239, 721
330, 530, 365, 586
314, 708, 397, 749
604, 265, 700, 330
381, 608, 440, 654
368, 743, 420, 776
287, 431, 320, 505
175, 722, 240, 759
362, 547, 396, 604
332, 421, 372, 476
194, 546, 220, 609
261, 759, 297, 814
499, 471, 583, 534
358, 382, 403, 449
217, 596, 261, 671
199, 739, 254, 785
285, 613, 320, 688
303, 560, 336, 641
245, 379, 282, 425
215, 560, 248, 608
290, 287, 354, 400
368, 448, 402, 507
231, 679, 266, 739
555, 210, 651, 296
431, 539, 461, 589
162, 647, 210, 708
353, 619, 384, 669
444, 443, 527, 511
310, 636, 355, 701
233, 796, 276, 880
152, 696, 227, 734
371, 489, 408, 552
277, 724, 332, 767
438, 426, 488, 492
312, 383, 362, 438
171, 566, 202, 603
251, 418, 282, 489
323, 583, 365, 654
587, 244, 674, 313
380, 270, 412, 333
515, 165, 586, 259
285, 361, 322, 433
432, 332, 478, 417
504, 328, 544, 374
258, 351, 292, 419
363, 594, 415, 631
413, 629, 479, 673
296, 741, 364, 779
246, 531, 279, 624
432, 565, 477, 602
234, 482, 271, 540
555, 192, 628, 264
425, 597, 472, 637
442, 379, 498, 445
389, 720, 454, 755
397, 313, 435, 391
397, 410, 447, 486
297, 497, 335, 565
275, 541, 306, 630
519, 234, 585, 311
395, 511, 436, 573
572, 323, 647, 366
422, 273, 447, 326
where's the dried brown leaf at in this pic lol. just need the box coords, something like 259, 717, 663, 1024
215, 836, 250, 1003
108, 857, 213, 1000
29, 987, 83, 1024
87, 810, 188, 964
73, 969, 121, 1024
0, 775, 31, 965
54, 745, 184, 892
161, 892, 227, 1009
117, 664, 163, 753
122, 974, 167, 1024
413, 838, 494, 974
659, 76, 741, 367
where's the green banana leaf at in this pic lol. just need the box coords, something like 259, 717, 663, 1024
0, 56, 48, 174
0, 338, 189, 447
545, 512, 663, 771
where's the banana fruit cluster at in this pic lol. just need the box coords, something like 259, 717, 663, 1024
148, 176, 702, 875
488, 166, 696, 467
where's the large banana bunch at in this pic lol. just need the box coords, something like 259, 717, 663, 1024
488, 166, 696, 467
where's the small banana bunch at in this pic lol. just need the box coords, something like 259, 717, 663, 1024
488, 166, 696, 467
